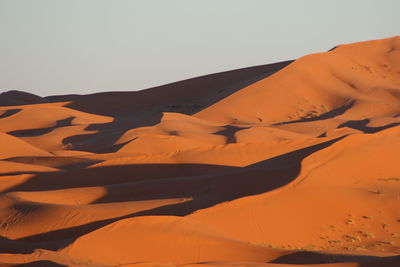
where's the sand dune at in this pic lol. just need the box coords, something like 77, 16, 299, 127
0, 36, 400, 266
0, 132, 51, 159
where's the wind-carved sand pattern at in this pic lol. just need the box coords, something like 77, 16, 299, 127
0, 36, 400, 266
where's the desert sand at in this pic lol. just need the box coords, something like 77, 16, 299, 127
0, 36, 400, 266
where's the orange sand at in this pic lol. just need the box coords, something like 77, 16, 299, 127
0, 36, 400, 266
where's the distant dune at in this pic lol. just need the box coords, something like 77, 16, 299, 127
0, 36, 400, 267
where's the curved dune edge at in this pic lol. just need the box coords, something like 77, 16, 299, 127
0, 37, 399, 266
62, 216, 289, 265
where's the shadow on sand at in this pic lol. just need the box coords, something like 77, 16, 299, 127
10, 137, 342, 245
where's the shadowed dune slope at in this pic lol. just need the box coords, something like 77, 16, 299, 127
0, 36, 400, 266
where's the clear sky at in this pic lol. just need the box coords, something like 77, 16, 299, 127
0, 0, 399, 97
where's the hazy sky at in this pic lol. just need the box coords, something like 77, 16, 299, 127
0, 0, 399, 97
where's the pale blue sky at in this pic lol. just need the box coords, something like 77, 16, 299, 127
0, 0, 399, 96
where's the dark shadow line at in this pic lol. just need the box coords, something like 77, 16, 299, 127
7, 117, 75, 138
213, 125, 249, 144
0, 108, 22, 119
271, 250, 383, 265
3, 156, 102, 170
273, 100, 355, 126
338, 119, 400, 134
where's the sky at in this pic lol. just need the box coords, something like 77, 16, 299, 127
0, 0, 399, 97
